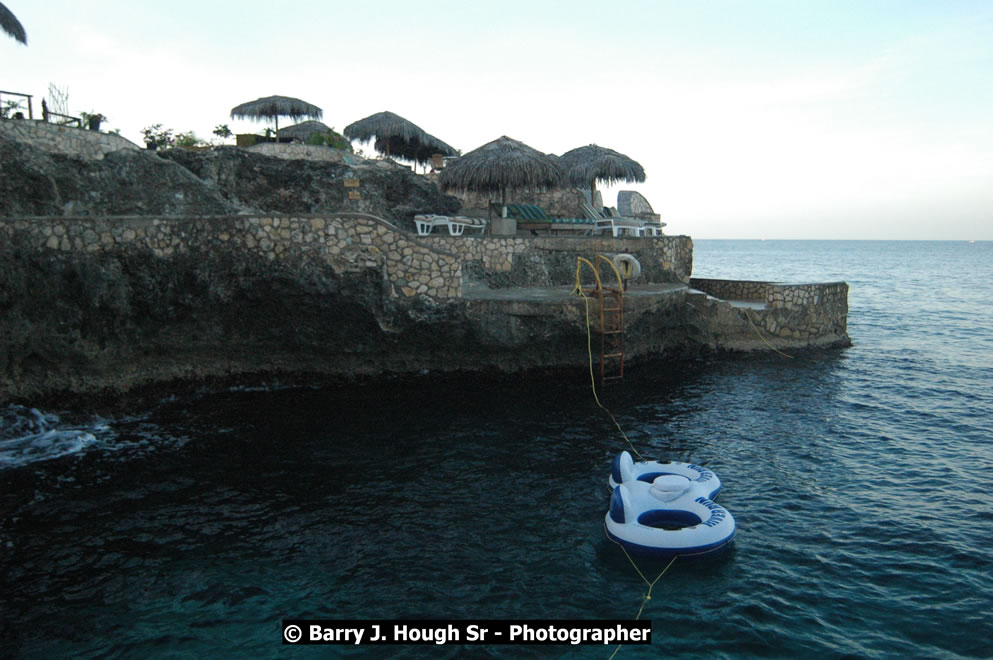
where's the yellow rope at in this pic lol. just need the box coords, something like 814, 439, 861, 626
604, 522, 679, 659
744, 307, 794, 359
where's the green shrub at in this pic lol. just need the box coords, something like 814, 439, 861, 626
305, 129, 353, 152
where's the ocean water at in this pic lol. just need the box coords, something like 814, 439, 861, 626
2, 240, 992, 658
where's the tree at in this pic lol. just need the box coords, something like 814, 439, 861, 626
0, 2, 27, 44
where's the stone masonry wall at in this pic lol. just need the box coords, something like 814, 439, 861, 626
424, 234, 693, 287
2, 216, 694, 296
689, 278, 773, 301
1, 214, 463, 299
247, 142, 357, 164
689, 277, 850, 348
690, 277, 849, 310
0, 119, 140, 160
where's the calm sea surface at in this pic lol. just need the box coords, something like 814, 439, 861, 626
2, 240, 992, 658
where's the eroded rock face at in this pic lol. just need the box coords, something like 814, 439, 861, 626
0, 246, 607, 403
160, 147, 461, 226
0, 137, 461, 225
0, 136, 239, 217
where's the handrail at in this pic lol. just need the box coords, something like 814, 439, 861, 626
0, 90, 33, 119
574, 254, 624, 296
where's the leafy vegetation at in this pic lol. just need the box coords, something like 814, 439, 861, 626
305, 129, 353, 152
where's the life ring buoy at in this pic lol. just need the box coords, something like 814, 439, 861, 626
605, 476, 736, 560
610, 451, 722, 500
612, 253, 641, 280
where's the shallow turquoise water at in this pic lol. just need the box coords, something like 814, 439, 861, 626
2, 240, 992, 658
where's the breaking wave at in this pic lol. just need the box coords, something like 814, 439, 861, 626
0, 405, 112, 469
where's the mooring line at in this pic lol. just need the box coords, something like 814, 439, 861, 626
744, 307, 794, 359
604, 522, 679, 659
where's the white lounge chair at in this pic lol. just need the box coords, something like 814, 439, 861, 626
580, 202, 648, 237
413, 215, 487, 236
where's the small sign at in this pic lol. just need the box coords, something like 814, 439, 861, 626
343, 178, 360, 188
348, 191, 361, 200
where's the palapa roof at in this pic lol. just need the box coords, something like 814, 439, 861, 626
373, 132, 457, 164
344, 111, 457, 163
1, 2, 27, 44
230, 95, 323, 123
438, 136, 564, 195
344, 111, 428, 143
558, 144, 646, 188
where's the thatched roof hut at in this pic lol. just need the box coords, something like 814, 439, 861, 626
1, 2, 27, 44
345, 111, 456, 163
439, 135, 564, 206
230, 95, 323, 140
558, 144, 646, 206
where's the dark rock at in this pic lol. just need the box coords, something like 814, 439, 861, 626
0, 135, 239, 217
0, 137, 461, 225
160, 147, 460, 228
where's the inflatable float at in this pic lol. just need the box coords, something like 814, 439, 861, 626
605, 452, 735, 560
610, 450, 722, 500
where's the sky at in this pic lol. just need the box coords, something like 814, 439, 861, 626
2, 0, 992, 240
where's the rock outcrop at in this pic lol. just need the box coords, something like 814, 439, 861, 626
0, 135, 238, 217
161, 147, 460, 226
0, 135, 460, 225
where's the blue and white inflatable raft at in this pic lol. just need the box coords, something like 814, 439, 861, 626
605, 451, 736, 560
609, 450, 723, 499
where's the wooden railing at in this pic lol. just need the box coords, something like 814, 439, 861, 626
0, 89, 33, 119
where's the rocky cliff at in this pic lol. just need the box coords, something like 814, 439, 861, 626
160, 147, 460, 225
0, 135, 460, 225
0, 135, 237, 217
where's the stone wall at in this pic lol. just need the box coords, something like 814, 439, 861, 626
423, 234, 693, 287
688, 277, 850, 349
1, 214, 463, 299
247, 142, 357, 164
690, 277, 849, 311
1, 215, 693, 297
0, 119, 140, 160
689, 278, 773, 301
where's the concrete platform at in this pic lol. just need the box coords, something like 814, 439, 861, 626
462, 282, 688, 303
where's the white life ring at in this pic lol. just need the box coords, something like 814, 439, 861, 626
612, 253, 641, 280
605, 477, 736, 560
610, 451, 722, 500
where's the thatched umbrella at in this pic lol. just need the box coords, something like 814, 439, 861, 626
558, 144, 646, 208
373, 131, 457, 165
439, 135, 564, 208
1, 2, 27, 44
230, 95, 323, 141
345, 111, 455, 164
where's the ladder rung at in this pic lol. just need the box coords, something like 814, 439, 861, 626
595, 272, 624, 381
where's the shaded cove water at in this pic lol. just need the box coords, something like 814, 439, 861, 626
2, 240, 992, 658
